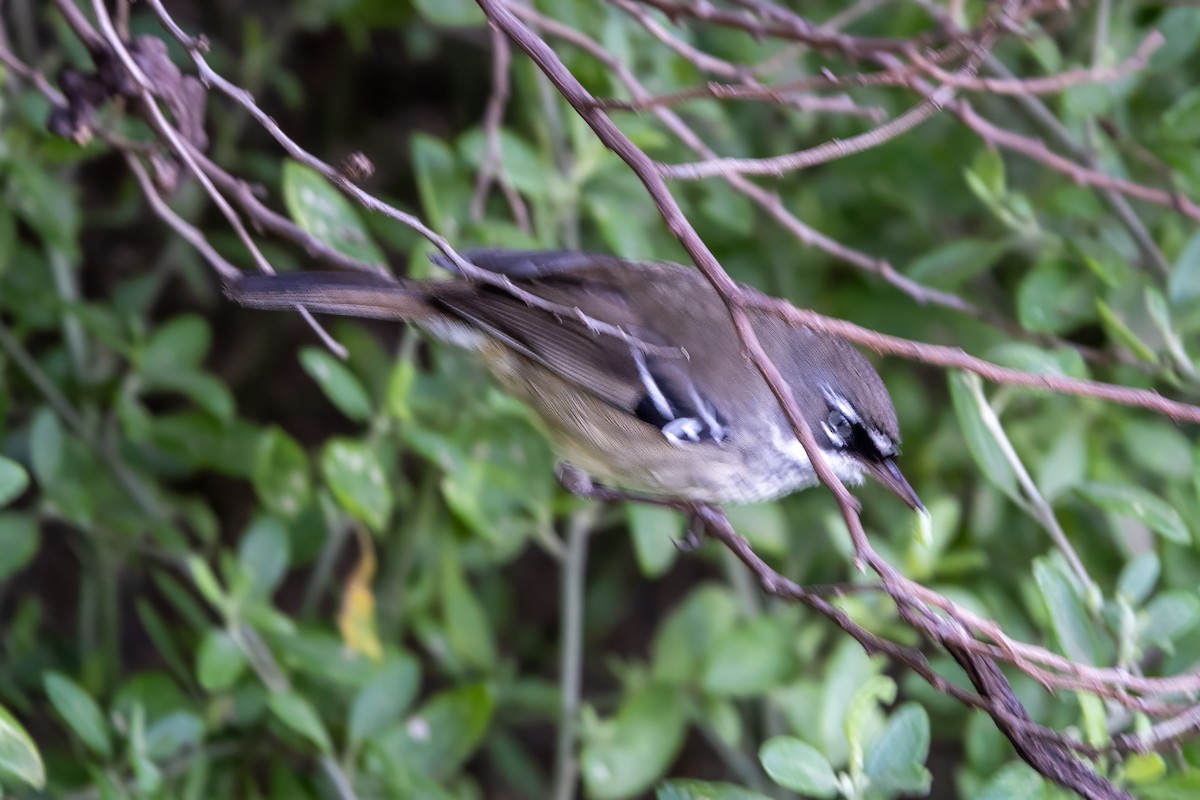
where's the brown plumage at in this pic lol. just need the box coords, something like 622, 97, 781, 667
226, 249, 920, 508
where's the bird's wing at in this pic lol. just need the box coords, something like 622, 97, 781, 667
431, 255, 732, 444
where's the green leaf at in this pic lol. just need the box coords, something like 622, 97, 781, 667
237, 516, 290, 601
652, 585, 739, 685
412, 0, 485, 26
0, 703, 45, 789
1035, 423, 1086, 502
987, 342, 1088, 379
1169, 231, 1200, 306
814, 640, 884, 765
282, 161, 384, 266
321, 439, 393, 533
187, 556, 227, 611
1141, 591, 1200, 648
948, 372, 1020, 503
1162, 88, 1200, 143
864, 703, 932, 795
701, 614, 796, 696
1120, 419, 1194, 482
657, 780, 775, 800
977, 763, 1044, 800
1079, 691, 1108, 748
844, 674, 896, 777
141, 315, 211, 374
758, 737, 838, 797
144, 711, 204, 760
299, 347, 373, 422
1118, 552, 1160, 606
1096, 298, 1158, 364
141, 368, 236, 421
1017, 261, 1095, 333
725, 503, 788, 555
441, 556, 497, 671
1034, 558, 1098, 665
1152, 8, 1200, 67
386, 359, 418, 421
44, 672, 112, 759
1123, 753, 1167, 784
971, 147, 1007, 196
196, 629, 246, 691
1078, 483, 1190, 544
382, 683, 494, 779
29, 408, 63, 486
349, 655, 421, 747
411, 134, 466, 235
268, 691, 333, 754
0, 513, 39, 581
0, 457, 29, 507
626, 504, 681, 578
253, 428, 312, 518
906, 238, 1007, 289
581, 686, 688, 800
1145, 288, 1191, 370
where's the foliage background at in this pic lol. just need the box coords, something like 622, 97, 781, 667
1, 0, 1199, 798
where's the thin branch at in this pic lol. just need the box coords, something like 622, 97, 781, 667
511, 4, 977, 313
659, 79, 958, 180
137, 0, 683, 361
609, 0, 750, 80
552, 506, 597, 800
58, 0, 348, 357
595, 29, 1161, 112
907, 30, 1162, 95
746, 295, 1200, 425
469, 24, 532, 233
627, 0, 936, 56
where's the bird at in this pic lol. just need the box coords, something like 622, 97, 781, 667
226, 249, 922, 512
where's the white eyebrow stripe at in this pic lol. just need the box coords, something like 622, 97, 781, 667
630, 346, 674, 420
821, 386, 860, 424
868, 427, 895, 456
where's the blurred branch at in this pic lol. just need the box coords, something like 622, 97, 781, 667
552, 506, 598, 800
470, 23, 532, 232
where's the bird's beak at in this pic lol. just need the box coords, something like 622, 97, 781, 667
865, 458, 924, 512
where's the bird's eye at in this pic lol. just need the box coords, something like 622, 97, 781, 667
825, 410, 853, 444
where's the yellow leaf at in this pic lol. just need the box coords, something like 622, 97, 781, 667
338, 528, 383, 662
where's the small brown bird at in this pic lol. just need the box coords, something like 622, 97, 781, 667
226, 250, 921, 510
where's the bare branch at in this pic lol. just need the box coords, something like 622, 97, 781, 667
469, 24, 532, 233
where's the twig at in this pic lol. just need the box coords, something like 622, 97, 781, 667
552, 506, 597, 800
138, 0, 684, 360
659, 79, 958, 180
627, 0, 937, 56
745, 297, 1200, 425
469, 24, 532, 233
595, 29, 1161, 112
908, 30, 1162, 94
54, 0, 348, 358
511, 4, 977, 313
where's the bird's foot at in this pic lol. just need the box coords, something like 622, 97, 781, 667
675, 510, 707, 552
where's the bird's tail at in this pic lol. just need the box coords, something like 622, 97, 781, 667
224, 271, 433, 322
